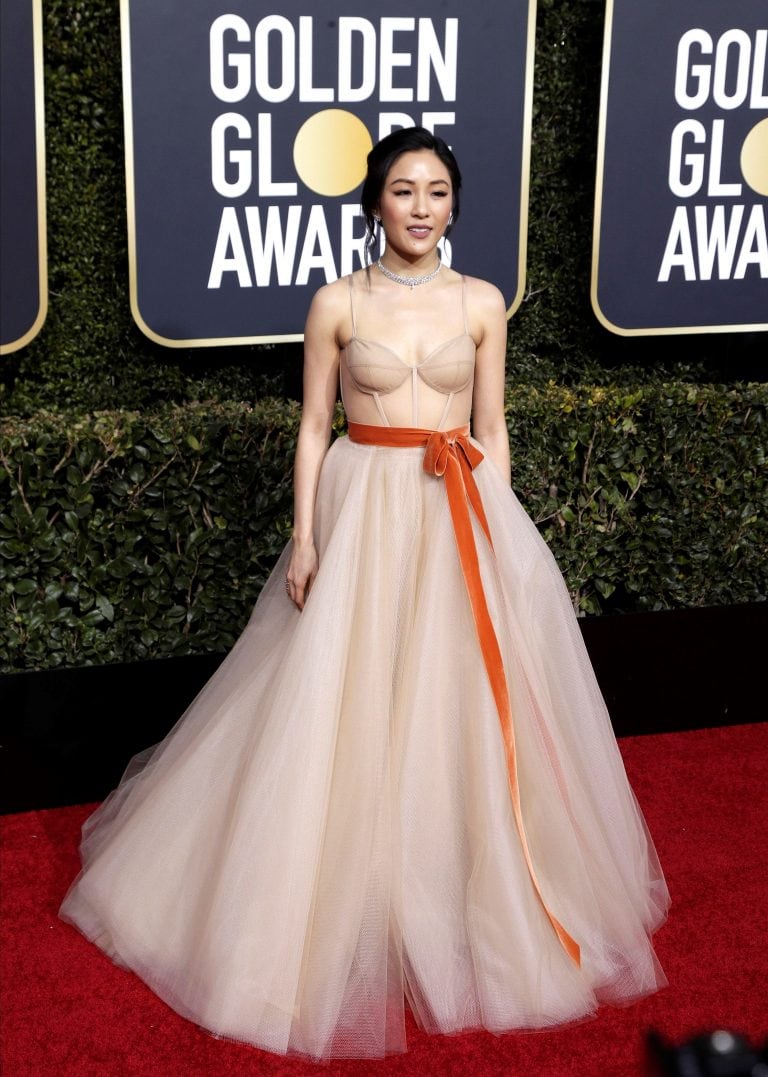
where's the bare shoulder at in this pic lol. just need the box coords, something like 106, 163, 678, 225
461, 274, 507, 317
305, 277, 350, 343
457, 274, 507, 345
306, 276, 349, 320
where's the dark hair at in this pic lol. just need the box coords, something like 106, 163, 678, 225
360, 126, 462, 265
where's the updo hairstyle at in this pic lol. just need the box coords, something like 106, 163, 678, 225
360, 126, 462, 266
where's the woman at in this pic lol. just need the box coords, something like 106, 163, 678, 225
60, 127, 669, 1061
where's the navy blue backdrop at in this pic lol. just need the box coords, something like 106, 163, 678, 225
0, 0, 46, 354
122, 1, 536, 345
593, 0, 768, 335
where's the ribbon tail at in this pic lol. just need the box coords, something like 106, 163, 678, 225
443, 452, 581, 967
456, 444, 493, 550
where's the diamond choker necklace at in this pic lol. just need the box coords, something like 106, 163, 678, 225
376, 257, 441, 289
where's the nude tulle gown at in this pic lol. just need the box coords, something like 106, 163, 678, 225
60, 275, 669, 1060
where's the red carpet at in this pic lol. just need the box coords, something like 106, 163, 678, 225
2, 723, 767, 1076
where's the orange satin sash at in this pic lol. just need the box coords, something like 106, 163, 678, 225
347, 422, 581, 967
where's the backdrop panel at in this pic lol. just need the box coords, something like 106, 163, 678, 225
592, 0, 768, 336
0, 0, 47, 355
121, 1, 536, 346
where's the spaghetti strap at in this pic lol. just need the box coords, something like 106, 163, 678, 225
347, 276, 358, 337
460, 276, 469, 335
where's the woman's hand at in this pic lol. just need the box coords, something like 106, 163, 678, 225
286, 539, 319, 611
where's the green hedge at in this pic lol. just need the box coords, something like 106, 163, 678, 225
2, 385, 765, 673
0, 400, 300, 671
508, 382, 767, 613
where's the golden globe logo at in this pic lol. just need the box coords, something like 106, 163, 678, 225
659, 28, 768, 283
123, 0, 533, 342
206, 15, 459, 289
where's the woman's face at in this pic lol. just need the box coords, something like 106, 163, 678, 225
376, 150, 453, 260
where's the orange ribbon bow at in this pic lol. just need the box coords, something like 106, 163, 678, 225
347, 422, 580, 967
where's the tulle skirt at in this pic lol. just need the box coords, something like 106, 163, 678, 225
59, 434, 669, 1060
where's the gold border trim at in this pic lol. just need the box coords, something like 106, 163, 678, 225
590, 0, 768, 338
1, 0, 48, 356
506, 0, 537, 321
121, 1, 534, 344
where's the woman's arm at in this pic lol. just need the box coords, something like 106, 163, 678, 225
469, 280, 511, 483
286, 284, 343, 610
